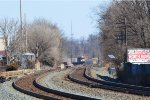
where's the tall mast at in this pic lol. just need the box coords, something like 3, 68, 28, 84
71, 21, 73, 63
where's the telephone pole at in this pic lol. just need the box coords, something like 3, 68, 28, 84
20, 0, 23, 53
71, 21, 73, 63
20, 0, 22, 31
124, 17, 128, 62
115, 17, 128, 62
125, 17, 127, 46
24, 14, 28, 53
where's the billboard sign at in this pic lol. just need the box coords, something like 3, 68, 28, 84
128, 48, 150, 64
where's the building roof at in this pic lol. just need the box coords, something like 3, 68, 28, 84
22, 52, 35, 56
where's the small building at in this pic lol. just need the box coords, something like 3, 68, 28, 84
21, 53, 35, 69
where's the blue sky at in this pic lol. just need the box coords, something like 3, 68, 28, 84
0, 0, 111, 39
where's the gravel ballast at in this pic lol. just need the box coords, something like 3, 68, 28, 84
0, 79, 40, 100
90, 67, 110, 78
38, 68, 150, 100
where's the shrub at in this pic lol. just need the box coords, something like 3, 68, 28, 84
6, 63, 20, 71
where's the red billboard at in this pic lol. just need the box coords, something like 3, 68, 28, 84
128, 48, 150, 64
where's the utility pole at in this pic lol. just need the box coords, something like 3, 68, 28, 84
35, 42, 40, 70
115, 17, 128, 63
125, 17, 127, 46
98, 35, 101, 65
24, 14, 27, 53
20, 0, 22, 34
20, 0, 23, 53
124, 17, 128, 62
71, 21, 73, 63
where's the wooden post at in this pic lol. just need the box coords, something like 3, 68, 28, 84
35, 42, 40, 70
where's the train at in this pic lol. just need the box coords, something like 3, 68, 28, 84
71, 56, 85, 65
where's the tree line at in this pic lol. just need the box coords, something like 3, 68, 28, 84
0, 17, 101, 67
62, 34, 100, 59
98, 0, 150, 65
0, 18, 62, 67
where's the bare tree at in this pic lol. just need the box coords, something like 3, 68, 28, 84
0, 18, 19, 64
62, 33, 100, 60
97, 0, 150, 65
27, 19, 62, 67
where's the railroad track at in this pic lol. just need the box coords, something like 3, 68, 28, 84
85, 67, 150, 92
13, 69, 74, 100
12, 68, 100, 100
68, 66, 100, 88
68, 66, 150, 96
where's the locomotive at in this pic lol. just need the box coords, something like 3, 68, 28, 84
71, 56, 85, 65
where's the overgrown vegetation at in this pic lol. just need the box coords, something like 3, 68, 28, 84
0, 18, 63, 67
62, 34, 100, 59
27, 19, 62, 66
98, 0, 150, 85
6, 63, 19, 71
98, 0, 150, 65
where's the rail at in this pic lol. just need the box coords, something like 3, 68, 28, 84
35, 69, 100, 100
84, 67, 150, 96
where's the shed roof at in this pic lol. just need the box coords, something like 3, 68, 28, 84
22, 52, 35, 56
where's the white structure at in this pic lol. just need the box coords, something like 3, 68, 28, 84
0, 37, 6, 66
128, 48, 150, 64
21, 52, 35, 69
0, 37, 5, 51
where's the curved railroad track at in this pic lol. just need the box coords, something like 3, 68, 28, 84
12, 68, 100, 100
85, 67, 150, 92
68, 66, 100, 88
68, 66, 150, 96
12, 70, 73, 100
